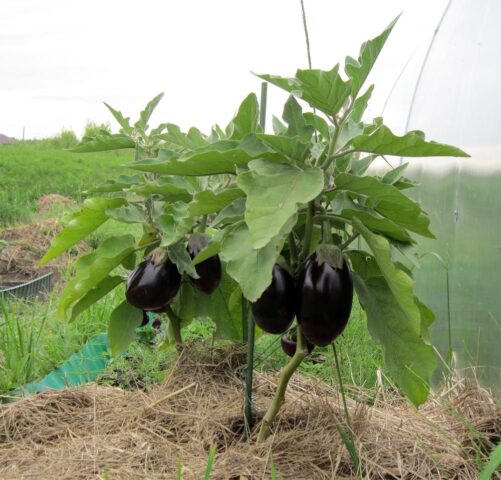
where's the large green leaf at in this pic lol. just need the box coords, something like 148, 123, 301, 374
226, 93, 260, 140
87, 175, 141, 194
237, 159, 324, 249
70, 275, 123, 322
58, 235, 136, 320
282, 95, 314, 142
106, 204, 145, 224
39, 197, 126, 265
256, 134, 310, 163
71, 133, 135, 152
352, 219, 422, 337
334, 173, 433, 238
159, 123, 208, 150
156, 202, 194, 247
132, 178, 193, 202
220, 222, 287, 302
345, 17, 398, 97
258, 65, 351, 117
188, 188, 245, 216
108, 300, 143, 356
331, 193, 412, 242
104, 103, 133, 134
349, 123, 469, 157
353, 273, 436, 406
130, 143, 253, 176
134, 92, 164, 130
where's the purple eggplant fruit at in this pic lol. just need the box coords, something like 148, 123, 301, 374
297, 253, 353, 347
251, 264, 295, 334
188, 235, 222, 295
126, 257, 181, 311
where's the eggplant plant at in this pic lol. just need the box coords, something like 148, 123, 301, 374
39, 17, 468, 442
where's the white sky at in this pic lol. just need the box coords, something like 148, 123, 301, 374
0, 0, 448, 139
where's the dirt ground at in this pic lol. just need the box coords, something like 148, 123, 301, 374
0, 195, 83, 286
0, 344, 499, 479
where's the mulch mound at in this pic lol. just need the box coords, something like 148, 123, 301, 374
0, 217, 86, 285
0, 345, 499, 479
37, 194, 75, 215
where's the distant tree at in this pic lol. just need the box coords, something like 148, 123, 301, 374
83, 121, 111, 139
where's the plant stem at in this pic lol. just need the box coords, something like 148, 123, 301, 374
332, 343, 363, 475
314, 214, 351, 225
244, 311, 256, 438
164, 305, 183, 351
257, 327, 309, 443
339, 232, 360, 250
299, 201, 315, 261
288, 233, 298, 273
199, 215, 208, 233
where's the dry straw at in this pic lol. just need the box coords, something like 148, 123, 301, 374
0, 343, 499, 479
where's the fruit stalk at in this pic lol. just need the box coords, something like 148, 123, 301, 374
257, 326, 309, 443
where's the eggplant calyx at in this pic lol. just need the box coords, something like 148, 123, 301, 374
315, 244, 344, 269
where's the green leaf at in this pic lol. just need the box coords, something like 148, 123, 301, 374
108, 300, 143, 356
382, 163, 409, 184
282, 95, 314, 142
134, 92, 164, 130
70, 276, 123, 322
345, 17, 398, 97
87, 175, 141, 194
334, 173, 433, 238
39, 197, 126, 265
58, 235, 136, 320
256, 134, 310, 163
156, 202, 193, 247
104, 103, 133, 134
130, 143, 252, 176
167, 241, 199, 278
226, 93, 260, 140
350, 85, 374, 123
220, 222, 287, 302
188, 188, 245, 216
105, 204, 145, 224
172, 272, 242, 341
272, 115, 287, 135
132, 178, 193, 202
352, 218, 422, 337
258, 66, 351, 117
350, 123, 469, 157
331, 193, 412, 242
352, 273, 436, 406
71, 133, 135, 152
237, 159, 324, 249
211, 197, 246, 227
160, 123, 208, 150
192, 229, 226, 265
303, 112, 330, 140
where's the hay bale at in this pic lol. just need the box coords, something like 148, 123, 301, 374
0, 344, 499, 479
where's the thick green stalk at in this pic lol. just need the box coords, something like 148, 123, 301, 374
257, 327, 309, 443
244, 311, 256, 437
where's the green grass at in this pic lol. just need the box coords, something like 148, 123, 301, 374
0, 286, 123, 395
0, 142, 133, 226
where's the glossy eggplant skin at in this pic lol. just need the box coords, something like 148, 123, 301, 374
251, 264, 295, 334
297, 254, 353, 347
188, 236, 222, 295
280, 334, 314, 357
191, 256, 222, 294
126, 258, 181, 311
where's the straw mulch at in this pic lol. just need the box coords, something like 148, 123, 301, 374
0, 345, 499, 480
